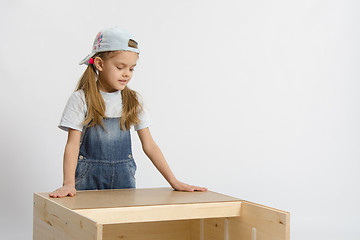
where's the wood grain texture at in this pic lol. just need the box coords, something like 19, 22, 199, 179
102, 220, 195, 240
203, 218, 226, 240
73, 201, 241, 224
33, 193, 101, 240
34, 187, 290, 240
228, 200, 290, 240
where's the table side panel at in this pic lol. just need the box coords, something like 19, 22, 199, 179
33, 193, 102, 240
229, 200, 290, 240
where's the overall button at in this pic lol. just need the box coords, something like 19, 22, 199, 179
128, 154, 132, 158
79, 155, 84, 159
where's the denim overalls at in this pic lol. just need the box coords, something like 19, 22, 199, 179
74, 117, 136, 190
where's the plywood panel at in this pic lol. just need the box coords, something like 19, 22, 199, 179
37, 187, 241, 210
102, 220, 192, 240
33, 217, 76, 240
229, 201, 290, 240
73, 201, 241, 224
204, 218, 225, 240
190, 219, 200, 240
33, 193, 101, 240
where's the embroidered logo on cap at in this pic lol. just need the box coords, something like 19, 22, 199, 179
94, 32, 103, 50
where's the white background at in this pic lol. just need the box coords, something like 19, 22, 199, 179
1, 0, 359, 239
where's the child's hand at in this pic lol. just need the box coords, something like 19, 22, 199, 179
171, 180, 208, 192
49, 184, 77, 198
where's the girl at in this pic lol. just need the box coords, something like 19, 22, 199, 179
49, 27, 207, 198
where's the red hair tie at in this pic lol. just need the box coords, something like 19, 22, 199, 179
89, 57, 94, 64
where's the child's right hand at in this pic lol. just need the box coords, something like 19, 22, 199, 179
49, 184, 77, 198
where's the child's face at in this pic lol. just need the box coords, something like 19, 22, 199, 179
97, 51, 138, 92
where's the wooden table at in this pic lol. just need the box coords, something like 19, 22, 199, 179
33, 187, 290, 240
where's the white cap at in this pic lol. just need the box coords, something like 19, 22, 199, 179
79, 26, 140, 65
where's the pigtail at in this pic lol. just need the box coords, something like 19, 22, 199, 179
76, 64, 106, 129
120, 86, 143, 131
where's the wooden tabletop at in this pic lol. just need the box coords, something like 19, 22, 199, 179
36, 187, 241, 210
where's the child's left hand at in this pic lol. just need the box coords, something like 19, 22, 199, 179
171, 180, 208, 192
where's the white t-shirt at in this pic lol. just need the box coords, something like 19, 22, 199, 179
58, 89, 152, 132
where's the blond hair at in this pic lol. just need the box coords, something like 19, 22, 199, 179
75, 51, 143, 131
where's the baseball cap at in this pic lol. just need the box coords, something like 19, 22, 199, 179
79, 26, 140, 65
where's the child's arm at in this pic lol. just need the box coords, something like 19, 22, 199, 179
49, 128, 82, 198
137, 127, 207, 192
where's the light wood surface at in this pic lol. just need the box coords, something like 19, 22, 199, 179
102, 219, 199, 240
73, 201, 242, 224
36, 187, 242, 210
229, 201, 290, 240
34, 187, 290, 240
33, 193, 101, 240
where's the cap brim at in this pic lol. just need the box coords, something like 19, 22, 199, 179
79, 53, 94, 65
